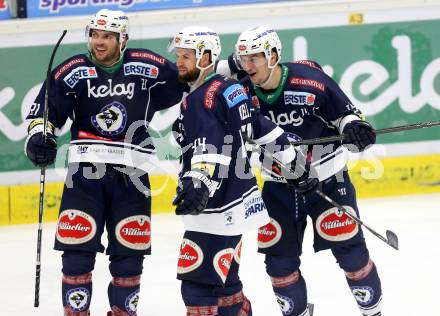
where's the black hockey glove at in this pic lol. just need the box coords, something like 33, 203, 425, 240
25, 129, 57, 168
343, 120, 376, 152
283, 147, 319, 195
173, 173, 210, 215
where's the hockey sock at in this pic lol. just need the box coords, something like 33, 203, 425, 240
345, 259, 383, 316
271, 271, 309, 316
107, 275, 141, 315
62, 272, 92, 316
218, 290, 252, 316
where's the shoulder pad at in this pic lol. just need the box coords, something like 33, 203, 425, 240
53, 55, 88, 80
222, 82, 248, 108
292, 59, 323, 70
127, 49, 166, 65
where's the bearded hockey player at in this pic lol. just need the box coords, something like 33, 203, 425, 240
168, 26, 317, 316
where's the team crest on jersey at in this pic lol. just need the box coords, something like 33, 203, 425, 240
64, 66, 97, 88
213, 248, 234, 283
316, 206, 358, 242
351, 286, 374, 305
284, 91, 316, 106
123, 62, 159, 79
234, 238, 242, 264
285, 132, 302, 143
223, 84, 248, 108
91, 101, 127, 136
177, 238, 204, 274
115, 215, 151, 250
258, 218, 282, 248
204, 80, 222, 109
66, 287, 90, 312
275, 293, 294, 315
56, 210, 97, 245
125, 289, 139, 314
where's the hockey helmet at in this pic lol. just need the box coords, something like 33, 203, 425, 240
168, 26, 221, 70
86, 9, 129, 55
235, 26, 282, 69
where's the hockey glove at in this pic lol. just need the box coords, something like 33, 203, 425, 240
25, 120, 57, 167
283, 147, 319, 195
343, 120, 376, 152
173, 172, 210, 215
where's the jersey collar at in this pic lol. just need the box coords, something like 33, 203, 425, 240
254, 64, 288, 104
88, 53, 124, 73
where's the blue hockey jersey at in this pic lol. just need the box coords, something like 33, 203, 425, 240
240, 61, 363, 181
26, 49, 187, 172
174, 73, 294, 235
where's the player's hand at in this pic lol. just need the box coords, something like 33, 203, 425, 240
25, 132, 57, 167
283, 146, 319, 195
173, 177, 209, 215
343, 120, 376, 152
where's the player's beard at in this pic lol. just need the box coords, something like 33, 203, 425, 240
178, 68, 201, 83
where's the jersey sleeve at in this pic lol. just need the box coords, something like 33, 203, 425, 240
26, 61, 78, 134
315, 71, 364, 133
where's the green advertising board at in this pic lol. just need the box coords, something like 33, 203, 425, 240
1, 19, 439, 173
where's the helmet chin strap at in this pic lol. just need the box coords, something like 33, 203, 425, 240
189, 57, 213, 91
256, 66, 276, 88
256, 57, 280, 89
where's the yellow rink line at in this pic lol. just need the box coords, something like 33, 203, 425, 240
0, 154, 439, 226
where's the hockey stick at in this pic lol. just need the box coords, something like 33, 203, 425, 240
243, 134, 399, 250
34, 30, 67, 308
290, 121, 440, 146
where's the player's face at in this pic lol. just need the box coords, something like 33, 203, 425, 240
90, 30, 121, 66
175, 48, 200, 82
239, 53, 271, 85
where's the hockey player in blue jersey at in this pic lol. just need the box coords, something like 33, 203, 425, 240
219, 26, 382, 316
167, 26, 317, 316
24, 9, 187, 315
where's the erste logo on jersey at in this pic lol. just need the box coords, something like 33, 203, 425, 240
223, 84, 248, 108
115, 215, 151, 250
284, 91, 316, 106
316, 206, 358, 241
177, 238, 204, 274
123, 62, 159, 79
91, 101, 127, 136
64, 66, 97, 88
56, 210, 97, 244
213, 248, 234, 283
258, 218, 282, 248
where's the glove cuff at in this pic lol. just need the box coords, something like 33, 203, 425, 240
24, 119, 56, 156
182, 170, 217, 196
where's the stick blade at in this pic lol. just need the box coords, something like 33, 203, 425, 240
386, 230, 399, 250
